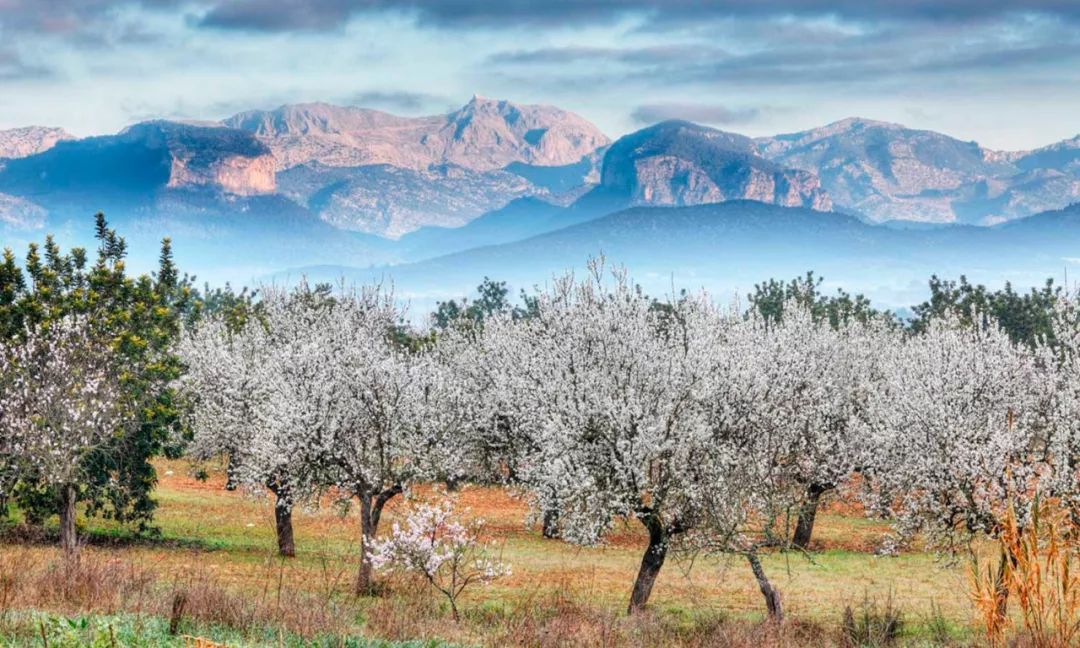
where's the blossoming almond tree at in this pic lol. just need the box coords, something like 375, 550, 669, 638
861, 314, 1054, 554
1042, 295, 1080, 513
226, 283, 470, 594
684, 302, 883, 619
724, 303, 882, 552
369, 495, 509, 621
180, 281, 436, 568
176, 304, 312, 556
329, 330, 444, 595
0, 315, 129, 559
478, 260, 748, 614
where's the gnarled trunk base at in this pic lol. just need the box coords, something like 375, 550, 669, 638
542, 508, 559, 539
628, 514, 668, 614
268, 480, 296, 557
275, 501, 295, 557
747, 552, 783, 622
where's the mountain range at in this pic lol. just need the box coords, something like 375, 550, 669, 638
0, 96, 1078, 308
757, 118, 1080, 225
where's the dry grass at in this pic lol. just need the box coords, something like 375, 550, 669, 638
0, 548, 357, 641
970, 497, 1080, 647
0, 459, 989, 645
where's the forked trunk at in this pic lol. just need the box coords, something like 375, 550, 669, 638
792, 483, 829, 550
747, 551, 783, 621
58, 484, 78, 561
355, 485, 402, 595
628, 514, 668, 614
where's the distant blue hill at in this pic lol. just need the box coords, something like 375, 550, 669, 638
275, 201, 1080, 314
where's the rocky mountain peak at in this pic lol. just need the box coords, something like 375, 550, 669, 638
0, 121, 276, 199
0, 126, 75, 159
225, 97, 610, 173
600, 120, 832, 211
752, 116, 1080, 224
225, 103, 408, 139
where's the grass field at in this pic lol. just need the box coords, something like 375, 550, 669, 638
0, 460, 986, 646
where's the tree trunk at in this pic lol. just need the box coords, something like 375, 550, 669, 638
628, 514, 668, 614
542, 507, 559, 539
792, 483, 828, 550
355, 485, 402, 595
356, 493, 375, 595
58, 484, 78, 561
747, 551, 783, 622
225, 453, 240, 491
272, 488, 296, 558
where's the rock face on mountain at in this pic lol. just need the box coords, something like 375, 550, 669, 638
0, 121, 275, 199
120, 122, 276, 195
277, 162, 541, 237
0, 126, 75, 159
601, 121, 832, 211
224, 97, 610, 173
757, 118, 1080, 224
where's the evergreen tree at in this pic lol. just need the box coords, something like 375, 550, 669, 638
909, 275, 1061, 348
748, 271, 888, 329
0, 213, 194, 533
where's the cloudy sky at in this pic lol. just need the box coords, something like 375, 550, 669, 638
0, 0, 1077, 149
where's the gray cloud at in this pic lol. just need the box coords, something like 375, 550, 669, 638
487, 15, 1080, 90
0, 48, 52, 80
0, 1, 180, 34
631, 103, 765, 126
492, 45, 730, 67
191, 0, 1080, 32
3, 0, 1080, 36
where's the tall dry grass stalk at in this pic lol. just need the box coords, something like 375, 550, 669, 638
970, 496, 1080, 647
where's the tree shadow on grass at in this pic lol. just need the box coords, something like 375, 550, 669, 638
0, 519, 225, 552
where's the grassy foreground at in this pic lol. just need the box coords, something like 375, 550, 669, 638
0, 460, 982, 646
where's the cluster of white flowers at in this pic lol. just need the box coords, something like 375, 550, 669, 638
176, 264, 1080, 616
369, 495, 509, 620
